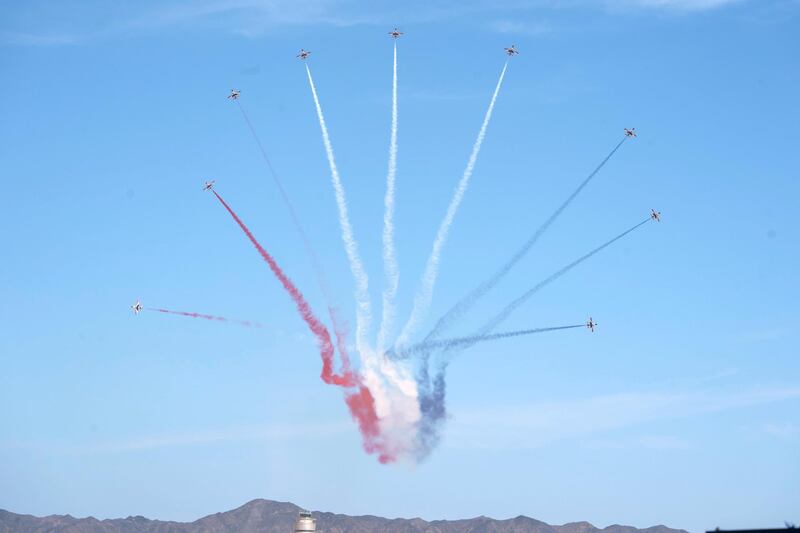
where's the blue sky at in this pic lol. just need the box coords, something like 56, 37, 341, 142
1, 0, 798, 531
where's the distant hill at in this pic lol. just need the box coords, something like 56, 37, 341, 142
0, 499, 689, 533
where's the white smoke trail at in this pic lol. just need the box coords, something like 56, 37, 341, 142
305, 64, 373, 358
395, 61, 509, 349
377, 42, 400, 354
304, 65, 420, 457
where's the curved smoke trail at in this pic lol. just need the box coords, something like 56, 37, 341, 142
233, 98, 351, 375
414, 216, 653, 460
396, 61, 509, 350
305, 64, 373, 359
377, 42, 400, 354
210, 189, 394, 461
395, 324, 583, 358
147, 307, 264, 328
212, 190, 354, 387
420, 136, 629, 346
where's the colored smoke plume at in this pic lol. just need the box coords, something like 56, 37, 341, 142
212, 189, 397, 461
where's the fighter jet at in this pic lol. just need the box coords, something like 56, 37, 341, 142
131, 300, 143, 315
227, 89, 240, 100
624, 127, 637, 138
504, 45, 519, 56
388, 27, 403, 39
650, 208, 661, 222
586, 317, 597, 332
203, 180, 215, 191
296, 49, 311, 60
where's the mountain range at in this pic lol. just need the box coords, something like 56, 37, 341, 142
0, 498, 689, 533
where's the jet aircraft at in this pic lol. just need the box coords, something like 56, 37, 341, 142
388, 28, 403, 39
203, 180, 215, 191
131, 300, 143, 315
624, 127, 637, 138
586, 317, 597, 332
227, 89, 240, 100
650, 209, 661, 222
504, 45, 519, 56
297, 49, 311, 60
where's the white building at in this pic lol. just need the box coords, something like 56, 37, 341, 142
295, 511, 316, 533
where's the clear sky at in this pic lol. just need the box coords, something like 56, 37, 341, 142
1, 1, 798, 532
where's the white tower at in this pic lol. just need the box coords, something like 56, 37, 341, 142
295, 511, 316, 533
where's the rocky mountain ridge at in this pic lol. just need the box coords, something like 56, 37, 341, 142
0, 498, 689, 533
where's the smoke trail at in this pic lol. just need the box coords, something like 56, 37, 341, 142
368, 47, 423, 459
234, 98, 350, 373
414, 359, 445, 462
473, 216, 651, 344
304, 65, 421, 457
328, 307, 400, 463
234, 100, 331, 298
377, 41, 400, 354
414, 216, 653, 460
421, 136, 629, 345
305, 64, 373, 358
212, 189, 395, 460
146, 307, 264, 328
336, 316, 395, 463
345, 384, 395, 464
211, 189, 355, 388
396, 61, 509, 349
395, 324, 583, 358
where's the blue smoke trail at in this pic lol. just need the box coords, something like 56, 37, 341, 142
418, 136, 628, 349
414, 216, 652, 459
394, 324, 583, 359
413, 326, 582, 461
458, 216, 651, 353
415, 364, 446, 462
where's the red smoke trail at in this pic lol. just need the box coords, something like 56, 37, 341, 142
330, 312, 395, 463
212, 190, 353, 386
234, 100, 347, 368
212, 190, 394, 461
345, 385, 394, 464
147, 307, 264, 328
328, 308, 395, 463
